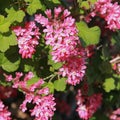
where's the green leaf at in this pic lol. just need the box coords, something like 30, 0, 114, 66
0, 34, 10, 52
90, 117, 96, 120
52, 0, 60, 4
24, 0, 33, 2
27, 76, 40, 86
81, 1, 90, 9
0, 32, 17, 52
54, 78, 66, 91
0, 48, 20, 72
5, 7, 25, 23
8, 32, 17, 46
0, 20, 11, 33
1, 56, 20, 72
76, 21, 101, 46
89, 0, 97, 4
45, 82, 54, 93
26, 0, 42, 15
48, 53, 62, 71
0, 15, 11, 33
103, 78, 116, 92
0, 8, 25, 33
0, 52, 5, 66
24, 64, 34, 72
0, 15, 5, 23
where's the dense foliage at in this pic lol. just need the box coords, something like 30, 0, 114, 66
0, 0, 120, 120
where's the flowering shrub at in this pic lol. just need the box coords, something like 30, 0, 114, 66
0, 0, 120, 120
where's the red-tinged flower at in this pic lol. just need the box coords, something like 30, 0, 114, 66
13, 21, 40, 58
86, 0, 120, 31
76, 90, 102, 120
59, 55, 86, 85
0, 100, 11, 120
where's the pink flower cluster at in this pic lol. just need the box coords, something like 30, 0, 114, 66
35, 7, 86, 85
109, 108, 120, 120
0, 100, 11, 120
76, 90, 102, 120
86, 0, 120, 30
4, 72, 56, 120
35, 7, 80, 62
13, 21, 40, 58
59, 55, 86, 85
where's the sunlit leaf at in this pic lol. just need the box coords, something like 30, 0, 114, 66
54, 78, 66, 91
103, 78, 115, 92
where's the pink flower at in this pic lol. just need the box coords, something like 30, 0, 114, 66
35, 7, 80, 62
5, 72, 56, 120
109, 108, 120, 120
35, 7, 87, 85
31, 95, 56, 120
0, 100, 11, 120
86, 0, 120, 30
59, 55, 86, 85
13, 21, 40, 58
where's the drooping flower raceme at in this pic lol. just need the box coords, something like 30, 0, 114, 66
35, 7, 80, 62
0, 100, 11, 120
76, 90, 102, 120
35, 7, 86, 85
13, 21, 40, 58
4, 72, 56, 120
86, 0, 120, 31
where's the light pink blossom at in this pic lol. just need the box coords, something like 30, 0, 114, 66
0, 100, 11, 120
13, 21, 40, 58
109, 108, 120, 120
86, 0, 120, 30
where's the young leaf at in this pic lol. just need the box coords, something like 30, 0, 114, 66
103, 78, 115, 92
81, 1, 90, 10
5, 7, 25, 23
26, 0, 42, 15
54, 78, 66, 91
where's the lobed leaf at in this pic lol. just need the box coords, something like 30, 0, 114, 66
54, 78, 66, 91
76, 21, 101, 46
